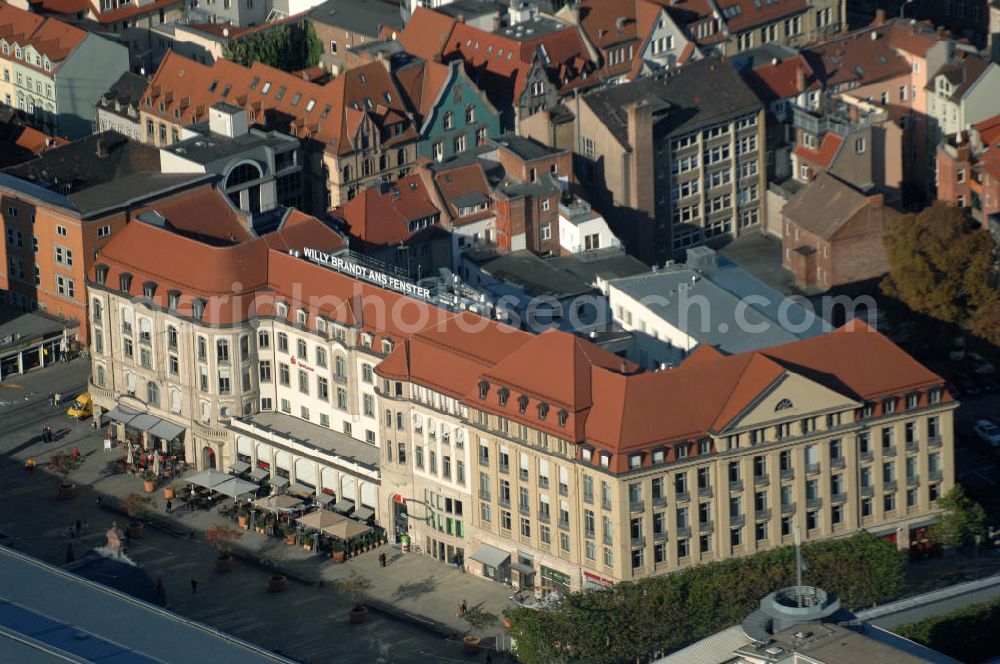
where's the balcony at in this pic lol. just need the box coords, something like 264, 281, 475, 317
699, 521, 714, 534
519, 469, 529, 482
479, 456, 489, 467
538, 511, 550, 524
652, 495, 667, 508
630, 501, 645, 513
754, 474, 770, 487
601, 500, 613, 511
806, 463, 821, 475
928, 436, 942, 448
631, 536, 646, 548
929, 469, 943, 481
730, 514, 745, 527
653, 531, 668, 542
831, 493, 848, 504
729, 480, 743, 493
781, 502, 795, 514
498, 498, 511, 508
806, 497, 823, 509
583, 493, 594, 505
698, 486, 713, 499
676, 525, 692, 538
538, 477, 549, 490
830, 457, 846, 469
499, 463, 510, 475
675, 491, 690, 503
479, 490, 491, 501
884, 481, 898, 492
861, 486, 874, 497
907, 475, 920, 487
779, 469, 794, 481
755, 508, 772, 521
905, 440, 919, 453
558, 519, 570, 531
602, 534, 613, 545
882, 446, 897, 458
519, 504, 530, 516
860, 450, 873, 462
559, 483, 569, 496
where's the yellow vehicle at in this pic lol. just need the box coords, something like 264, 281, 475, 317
66, 393, 93, 419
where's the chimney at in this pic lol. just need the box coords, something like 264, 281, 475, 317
795, 62, 806, 93
456, 13, 465, 23
848, 105, 859, 124
874, 8, 886, 25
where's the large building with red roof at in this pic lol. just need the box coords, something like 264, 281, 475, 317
937, 113, 1000, 229
0, 2, 129, 138
86, 193, 955, 589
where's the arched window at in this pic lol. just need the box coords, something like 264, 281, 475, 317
225, 162, 262, 188
125, 373, 136, 396
335, 355, 346, 380
147, 381, 160, 407
775, 399, 794, 411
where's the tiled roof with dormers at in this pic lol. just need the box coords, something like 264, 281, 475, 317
142, 51, 417, 156
0, 3, 86, 73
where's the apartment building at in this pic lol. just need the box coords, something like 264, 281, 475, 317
377, 319, 955, 591
936, 113, 1000, 225
139, 50, 420, 211
0, 132, 211, 335
578, 57, 766, 263
0, 3, 130, 138
96, 72, 147, 142
307, 0, 403, 75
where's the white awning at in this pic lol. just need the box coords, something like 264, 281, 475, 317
333, 499, 355, 514
315, 493, 335, 506
470, 543, 510, 569
213, 477, 258, 498
353, 506, 375, 521
270, 476, 289, 489
228, 460, 251, 474
128, 413, 160, 433
149, 419, 185, 441
107, 404, 141, 425
184, 469, 232, 489
249, 467, 269, 481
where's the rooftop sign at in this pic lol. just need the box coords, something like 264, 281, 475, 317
303, 248, 431, 300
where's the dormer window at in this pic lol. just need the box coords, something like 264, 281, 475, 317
167, 290, 180, 310
119, 272, 132, 293
478, 380, 490, 399
275, 302, 288, 318
296, 308, 307, 326
518, 395, 529, 413
906, 393, 920, 409
192, 298, 207, 320
882, 397, 896, 414
629, 454, 642, 469
599, 452, 611, 468
582, 448, 592, 461
382, 339, 393, 354
557, 409, 568, 427
143, 281, 157, 299
498, 387, 509, 406
930, 388, 943, 404
538, 402, 549, 419
652, 449, 665, 464
95, 264, 109, 285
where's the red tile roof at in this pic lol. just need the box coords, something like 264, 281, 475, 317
134, 186, 253, 244
94, 206, 948, 474
0, 3, 87, 70
805, 27, 912, 89
741, 55, 820, 103
716, 0, 808, 33
793, 131, 843, 169
393, 57, 453, 121
396, 7, 457, 60
13, 125, 68, 153
144, 50, 416, 155
334, 174, 443, 246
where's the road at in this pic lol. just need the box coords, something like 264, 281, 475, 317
0, 360, 507, 664
859, 574, 1000, 629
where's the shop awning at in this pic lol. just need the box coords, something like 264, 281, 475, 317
270, 476, 289, 489
148, 419, 185, 441
128, 413, 160, 433
287, 482, 313, 496
470, 543, 510, 569
107, 404, 141, 425
315, 493, 335, 506
184, 469, 232, 489
228, 460, 251, 474
353, 506, 375, 522
249, 468, 269, 481
213, 476, 258, 498
333, 499, 355, 514
510, 562, 534, 575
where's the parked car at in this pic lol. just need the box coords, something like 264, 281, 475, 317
950, 336, 966, 361
966, 352, 996, 375
956, 374, 980, 396
973, 419, 1000, 447
66, 392, 92, 419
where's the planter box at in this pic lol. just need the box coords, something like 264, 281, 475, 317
349, 606, 368, 623
58, 483, 77, 500
216, 556, 235, 572
463, 636, 480, 653
126, 522, 145, 540
268, 575, 287, 592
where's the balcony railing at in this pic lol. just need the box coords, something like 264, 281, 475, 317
907, 475, 920, 487
884, 480, 898, 492
928, 436, 942, 448
781, 502, 796, 514
806, 497, 822, 509
729, 480, 743, 492
806, 463, 821, 475
905, 440, 919, 452
652, 495, 667, 507
882, 446, 897, 458
699, 521, 714, 533
675, 491, 690, 503
755, 508, 772, 521
860, 450, 873, 462
929, 469, 943, 481
754, 474, 770, 487
830, 457, 845, 469
631, 536, 645, 548
861, 486, 874, 497
676, 525, 692, 538
630, 501, 645, 513
730, 514, 745, 527
831, 493, 848, 504
780, 469, 794, 481
698, 486, 713, 498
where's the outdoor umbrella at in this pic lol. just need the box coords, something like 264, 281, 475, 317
323, 518, 371, 541
253, 494, 302, 513
153, 455, 161, 477
125, 445, 133, 466
297, 510, 344, 532
213, 476, 258, 499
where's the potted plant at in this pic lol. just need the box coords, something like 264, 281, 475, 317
123, 492, 154, 540
205, 523, 243, 572
163, 483, 180, 500
461, 606, 498, 653
48, 452, 84, 499
331, 538, 346, 563
282, 523, 297, 545
142, 469, 157, 493
236, 503, 250, 529
262, 539, 289, 592
255, 515, 268, 534
335, 571, 373, 623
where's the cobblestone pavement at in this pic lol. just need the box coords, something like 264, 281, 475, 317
0, 360, 516, 663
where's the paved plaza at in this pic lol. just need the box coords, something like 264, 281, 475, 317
0, 360, 516, 663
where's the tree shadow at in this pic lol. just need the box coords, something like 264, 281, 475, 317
391, 575, 437, 601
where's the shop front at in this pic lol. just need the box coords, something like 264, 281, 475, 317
541, 565, 571, 597
583, 571, 614, 591
470, 542, 511, 584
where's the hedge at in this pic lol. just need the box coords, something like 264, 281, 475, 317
894, 595, 1000, 663
507, 533, 905, 664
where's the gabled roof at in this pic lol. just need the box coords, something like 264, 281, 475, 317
793, 131, 843, 169
740, 54, 819, 103
428, 159, 493, 224
306, 0, 403, 38
716, 0, 808, 33
334, 173, 442, 246
804, 26, 912, 89
397, 7, 457, 59
782, 171, 879, 240
929, 53, 991, 102
143, 51, 416, 155
393, 57, 454, 123
0, 3, 86, 70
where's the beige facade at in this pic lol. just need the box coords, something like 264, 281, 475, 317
376, 365, 954, 590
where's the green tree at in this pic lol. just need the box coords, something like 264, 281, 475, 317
881, 202, 995, 327
224, 21, 322, 72
930, 484, 987, 547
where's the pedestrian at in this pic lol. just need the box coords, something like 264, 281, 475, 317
485, 653, 493, 664
49, 392, 55, 407
166, 499, 172, 514
24, 459, 35, 473
190, 578, 198, 594
71, 447, 80, 459
74, 519, 81, 536
461, 599, 467, 615
95, 495, 102, 506
379, 551, 387, 568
